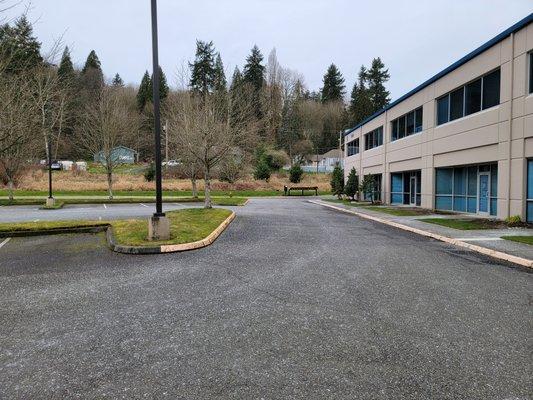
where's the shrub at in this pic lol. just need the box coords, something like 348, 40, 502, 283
330, 164, 344, 198
253, 158, 271, 181
506, 215, 522, 226
344, 167, 358, 200
144, 163, 155, 182
289, 164, 304, 183
266, 149, 290, 171
359, 174, 376, 203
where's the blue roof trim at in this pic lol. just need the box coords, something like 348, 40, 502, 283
344, 13, 533, 137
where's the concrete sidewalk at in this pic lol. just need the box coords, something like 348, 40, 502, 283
312, 199, 533, 266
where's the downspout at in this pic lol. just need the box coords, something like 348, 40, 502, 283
507, 32, 514, 219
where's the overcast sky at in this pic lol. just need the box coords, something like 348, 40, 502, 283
3, 1, 532, 100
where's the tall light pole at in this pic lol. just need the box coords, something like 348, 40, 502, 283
148, 0, 170, 240
46, 137, 55, 207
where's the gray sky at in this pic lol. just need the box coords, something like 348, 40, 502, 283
4, 0, 532, 100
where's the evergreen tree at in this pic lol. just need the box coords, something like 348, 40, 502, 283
189, 40, 216, 96
213, 53, 227, 93
330, 164, 344, 199
360, 174, 376, 203
0, 15, 42, 74
149, 66, 169, 101
366, 57, 390, 113
112, 73, 124, 87
137, 71, 151, 111
243, 45, 265, 91
81, 50, 104, 92
348, 66, 373, 125
243, 45, 265, 122
229, 66, 242, 92
57, 46, 75, 83
321, 64, 345, 103
344, 167, 359, 200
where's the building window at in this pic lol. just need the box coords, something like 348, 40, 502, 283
527, 160, 533, 222
435, 164, 497, 215
347, 138, 359, 156
364, 126, 383, 150
390, 170, 421, 206
436, 68, 500, 125
391, 107, 423, 141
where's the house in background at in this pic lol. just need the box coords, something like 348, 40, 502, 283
301, 149, 343, 173
94, 146, 138, 164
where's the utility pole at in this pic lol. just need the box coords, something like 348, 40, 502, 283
46, 137, 55, 207
147, 0, 170, 240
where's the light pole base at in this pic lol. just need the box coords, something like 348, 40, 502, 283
46, 197, 56, 207
148, 215, 170, 241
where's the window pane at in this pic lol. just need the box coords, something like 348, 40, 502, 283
415, 107, 423, 132
490, 199, 497, 216
465, 78, 481, 115
398, 116, 406, 137
454, 167, 466, 195
467, 197, 477, 213
436, 196, 453, 210
528, 201, 533, 223
437, 96, 449, 125
454, 197, 466, 212
391, 173, 403, 193
482, 69, 500, 109
406, 111, 414, 135
528, 160, 533, 199
436, 168, 453, 195
450, 87, 464, 120
467, 166, 477, 196
392, 120, 398, 141
490, 164, 498, 197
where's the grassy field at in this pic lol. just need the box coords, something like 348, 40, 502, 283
419, 218, 497, 230
0, 208, 233, 247
501, 236, 533, 245
0, 197, 248, 206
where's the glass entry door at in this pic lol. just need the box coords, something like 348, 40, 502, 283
409, 176, 416, 205
478, 173, 490, 214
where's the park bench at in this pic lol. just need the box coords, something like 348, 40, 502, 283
284, 185, 318, 196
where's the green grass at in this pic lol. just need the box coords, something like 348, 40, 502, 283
323, 199, 373, 207
39, 201, 65, 210
0, 208, 233, 247
0, 197, 248, 206
501, 236, 533, 245
112, 208, 232, 246
364, 206, 428, 216
419, 218, 494, 230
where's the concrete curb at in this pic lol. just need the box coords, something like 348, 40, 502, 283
0, 225, 109, 238
309, 200, 533, 269
107, 211, 236, 255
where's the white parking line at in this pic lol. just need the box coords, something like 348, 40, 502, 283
0, 237, 11, 249
139, 203, 149, 208
103, 204, 107, 209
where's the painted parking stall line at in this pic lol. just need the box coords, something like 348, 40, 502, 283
0, 237, 11, 249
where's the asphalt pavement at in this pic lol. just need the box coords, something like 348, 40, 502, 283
0, 198, 531, 399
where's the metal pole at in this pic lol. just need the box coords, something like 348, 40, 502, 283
151, 0, 164, 217
48, 139, 53, 199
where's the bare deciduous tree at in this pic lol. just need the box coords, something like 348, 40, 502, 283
167, 89, 258, 208
79, 87, 138, 199
0, 71, 38, 200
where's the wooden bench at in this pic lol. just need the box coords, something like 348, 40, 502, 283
284, 186, 318, 196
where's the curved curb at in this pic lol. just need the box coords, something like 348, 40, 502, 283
310, 200, 533, 269
107, 212, 236, 255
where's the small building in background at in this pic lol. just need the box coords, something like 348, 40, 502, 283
94, 146, 138, 165
301, 149, 343, 173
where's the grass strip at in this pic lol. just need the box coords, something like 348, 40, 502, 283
0, 208, 233, 247
419, 218, 493, 230
501, 236, 533, 245
364, 206, 427, 217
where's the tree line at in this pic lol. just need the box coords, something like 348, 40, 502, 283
0, 12, 391, 207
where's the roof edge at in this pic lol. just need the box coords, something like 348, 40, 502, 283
344, 13, 533, 137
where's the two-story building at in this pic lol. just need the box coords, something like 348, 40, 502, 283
343, 14, 533, 221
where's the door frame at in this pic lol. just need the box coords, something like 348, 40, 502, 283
409, 175, 417, 206
477, 171, 491, 215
